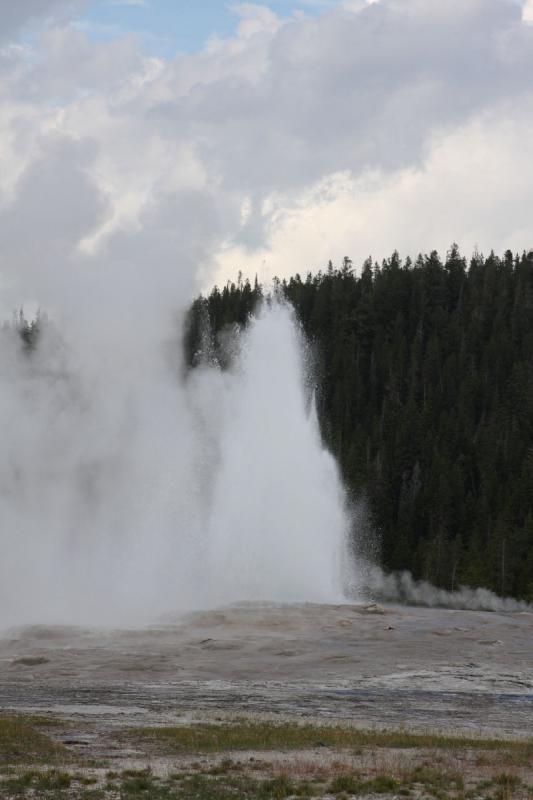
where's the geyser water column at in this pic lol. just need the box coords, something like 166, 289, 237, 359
203, 301, 351, 605
0, 297, 353, 628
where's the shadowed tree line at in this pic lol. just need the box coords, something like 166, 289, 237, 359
185, 248, 533, 601
7, 309, 42, 352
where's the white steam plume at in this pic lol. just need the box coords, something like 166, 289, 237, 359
363, 566, 533, 613
0, 294, 354, 628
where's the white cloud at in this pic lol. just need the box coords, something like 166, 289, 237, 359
523, 0, 533, 20
215, 100, 533, 280
230, 4, 283, 37
109, 0, 149, 7
0, 0, 533, 310
0, 0, 88, 42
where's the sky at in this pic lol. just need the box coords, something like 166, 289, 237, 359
80, 1, 338, 57
1, 0, 533, 302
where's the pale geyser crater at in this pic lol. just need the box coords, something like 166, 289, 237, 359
0, 301, 532, 742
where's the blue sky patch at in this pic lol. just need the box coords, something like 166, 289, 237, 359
78, 1, 341, 57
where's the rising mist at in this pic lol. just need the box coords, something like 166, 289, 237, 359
0, 299, 354, 628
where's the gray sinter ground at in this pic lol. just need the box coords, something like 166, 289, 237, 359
0, 602, 532, 741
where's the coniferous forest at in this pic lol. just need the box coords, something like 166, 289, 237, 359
185, 247, 533, 601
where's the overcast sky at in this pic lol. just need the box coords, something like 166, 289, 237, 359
1, 0, 533, 304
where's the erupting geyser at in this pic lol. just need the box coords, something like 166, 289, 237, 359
205, 302, 349, 605
0, 299, 354, 628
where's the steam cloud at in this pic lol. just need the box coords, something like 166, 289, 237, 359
0, 298, 352, 628
363, 566, 533, 613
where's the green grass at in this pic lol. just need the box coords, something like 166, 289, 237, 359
0, 770, 39, 796
328, 770, 527, 800
0, 771, 106, 799
164, 773, 314, 799
406, 765, 464, 796
0, 765, 530, 800
33, 769, 72, 790
0, 716, 68, 765
0, 716, 531, 799
330, 774, 401, 795
129, 720, 533, 757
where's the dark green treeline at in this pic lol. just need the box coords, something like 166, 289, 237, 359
185, 247, 533, 601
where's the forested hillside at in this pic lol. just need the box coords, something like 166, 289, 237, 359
185, 247, 533, 601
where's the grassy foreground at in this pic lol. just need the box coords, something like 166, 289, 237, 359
0, 716, 69, 765
129, 721, 533, 757
1, 715, 532, 799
